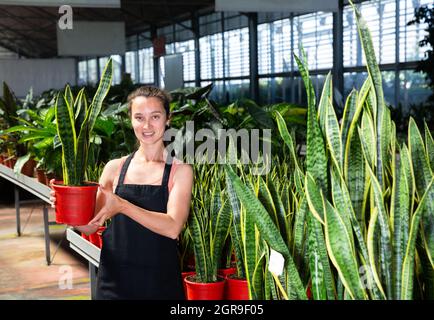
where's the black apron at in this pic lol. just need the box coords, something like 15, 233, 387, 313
95, 151, 185, 300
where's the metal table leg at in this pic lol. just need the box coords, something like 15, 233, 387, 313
42, 205, 51, 265
89, 263, 97, 300
14, 186, 21, 236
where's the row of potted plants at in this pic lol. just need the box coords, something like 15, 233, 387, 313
0, 3, 432, 300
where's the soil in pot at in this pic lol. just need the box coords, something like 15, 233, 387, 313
52, 180, 98, 226
184, 274, 226, 300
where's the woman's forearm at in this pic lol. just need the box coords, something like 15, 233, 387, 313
119, 198, 179, 239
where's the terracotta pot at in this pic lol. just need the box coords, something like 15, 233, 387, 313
21, 158, 37, 177
5, 156, 16, 169
45, 172, 56, 186
225, 274, 249, 300
181, 271, 196, 299
184, 275, 226, 300
52, 180, 99, 226
36, 168, 47, 184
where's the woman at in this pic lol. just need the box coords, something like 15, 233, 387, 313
50, 86, 193, 300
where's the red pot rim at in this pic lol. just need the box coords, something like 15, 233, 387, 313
52, 180, 99, 189
226, 274, 247, 282
184, 274, 225, 286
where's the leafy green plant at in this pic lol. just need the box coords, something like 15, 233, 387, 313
223, 1, 434, 300
188, 163, 232, 283
55, 58, 113, 186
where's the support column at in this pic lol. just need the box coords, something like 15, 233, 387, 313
151, 25, 160, 87
14, 186, 20, 237
248, 13, 259, 102
89, 263, 97, 300
43, 205, 51, 265
192, 12, 201, 87
333, 0, 344, 112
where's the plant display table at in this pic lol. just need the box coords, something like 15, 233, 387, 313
0, 163, 53, 265
0, 163, 100, 299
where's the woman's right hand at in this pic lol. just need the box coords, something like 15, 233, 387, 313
49, 179, 99, 235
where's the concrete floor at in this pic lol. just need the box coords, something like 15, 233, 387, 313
0, 201, 91, 300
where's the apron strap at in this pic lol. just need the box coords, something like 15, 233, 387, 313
117, 151, 135, 186
161, 163, 172, 188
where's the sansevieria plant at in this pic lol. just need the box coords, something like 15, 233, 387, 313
52, 59, 113, 226
224, 1, 434, 300
185, 163, 232, 300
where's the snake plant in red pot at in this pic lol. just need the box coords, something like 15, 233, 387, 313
52, 59, 112, 226
184, 164, 232, 300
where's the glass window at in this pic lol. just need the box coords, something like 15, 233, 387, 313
200, 33, 224, 79
224, 27, 250, 77
343, 0, 396, 67
258, 18, 292, 75
344, 71, 395, 107
293, 12, 333, 70
399, 0, 432, 62
226, 79, 250, 102
125, 51, 138, 83
202, 81, 224, 102
399, 70, 431, 112
111, 55, 122, 85
259, 77, 293, 105
166, 40, 196, 82
138, 47, 154, 84
87, 58, 98, 85
99, 57, 109, 78
78, 60, 87, 85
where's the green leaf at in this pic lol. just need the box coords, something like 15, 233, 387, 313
225, 165, 307, 299
341, 89, 358, 150
294, 53, 328, 193
55, 92, 76, 185
401, 178, 434, 299
324, 200, 367, 300
408, 118, 434, 268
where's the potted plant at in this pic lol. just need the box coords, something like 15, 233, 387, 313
1, 96, 62, 182
52, 59, 113, 226
184, 164, 232, 300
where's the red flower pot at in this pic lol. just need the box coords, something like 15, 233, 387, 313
225, 275, 249, 300
184, 275, 226, 300
81, 232, 90, 241
52, 180, 98, 226
181, 271, 196, 299
89, 226, 105, 248
218, 267, 237, 278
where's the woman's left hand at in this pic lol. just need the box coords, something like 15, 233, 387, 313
89, 185, 124, 226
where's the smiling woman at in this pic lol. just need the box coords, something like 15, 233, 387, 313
50, 85, 194, 300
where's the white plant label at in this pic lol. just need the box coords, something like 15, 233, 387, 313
268, 248, 285, 276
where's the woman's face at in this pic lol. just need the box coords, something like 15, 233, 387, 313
130, 96, 168, 146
